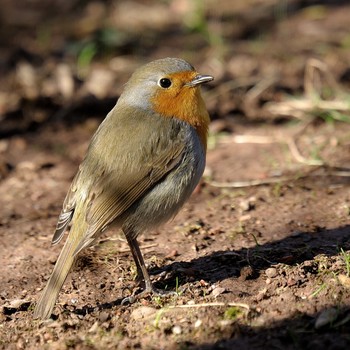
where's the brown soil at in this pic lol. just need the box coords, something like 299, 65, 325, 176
1, 1, 350, 349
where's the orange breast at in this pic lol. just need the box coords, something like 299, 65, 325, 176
151, 72, 210, 151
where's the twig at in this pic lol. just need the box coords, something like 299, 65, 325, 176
166, 301, 250, 311
286, 137, 323, 166
208, 176, 296, 188
266, 58, 350, 119
305, 58, 346, 100
205, 77, 260, 103
245, 76, 277, 101
227, 128, 324, 166
230, 134, 277, 144
266, 99, 350, 118
207, 167, 350, 189
97, 240, 159, 253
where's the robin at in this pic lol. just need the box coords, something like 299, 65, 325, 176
33, 57, 213, 319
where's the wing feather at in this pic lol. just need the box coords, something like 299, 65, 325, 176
51, 166, 84, 245
73, 111, 186, 254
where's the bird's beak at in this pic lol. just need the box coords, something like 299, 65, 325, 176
187, 74, 214, 87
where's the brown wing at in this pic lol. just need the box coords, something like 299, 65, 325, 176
71, 109, 186, 254
51, 166, 82, 245
71, 145, 184, 254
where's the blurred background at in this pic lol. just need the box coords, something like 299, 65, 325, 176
1, 0, 349, 137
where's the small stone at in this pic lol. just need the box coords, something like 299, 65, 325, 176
219, 320, 234, 328
338, 274, 350, 289
315, 308, 338, 329
194, 319, 202, 328
239, 197, 256, 212
265, 267, 278, 278
287, 278, 297, 286
199, 280, 208, 287
256, 288, 268, 301
211, 287, 226, 298
65, 319, 79, 327
43, 332, 52, 341
172, 325, 182, 335
88, 321, 99, 334
99, 311, 110, 323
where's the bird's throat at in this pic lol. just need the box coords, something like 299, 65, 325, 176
151, 87, 210, 151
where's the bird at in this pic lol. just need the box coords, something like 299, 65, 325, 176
33, 57, 213, 320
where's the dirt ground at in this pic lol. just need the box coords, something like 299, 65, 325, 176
1, 1, 350, 349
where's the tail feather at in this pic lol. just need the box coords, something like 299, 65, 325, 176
33, 232, 81, 320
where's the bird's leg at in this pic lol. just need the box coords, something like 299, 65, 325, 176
127, 235, 153, 291
121, 234, 176, 305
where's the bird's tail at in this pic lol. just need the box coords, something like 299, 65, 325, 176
33, 225, 83, 320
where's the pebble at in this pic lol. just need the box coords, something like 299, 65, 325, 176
172, 325, 182, 335
338, 274, 350, 288
219, 320, 234, 328
99, 311, 110, 323
256, 288, 268, 302
43, 332, 52, 341
239, 196, 256, 212
287, 278, 297, 286
265, 267, 278, 278
315, 308, 338, 329
199, 280, 208, 287
194, 319, 202, 328
88, 321, 99, 333
211, 287, 226, 298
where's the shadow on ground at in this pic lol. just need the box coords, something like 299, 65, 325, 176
68, 224, 350, 311
190, 305, 350, 350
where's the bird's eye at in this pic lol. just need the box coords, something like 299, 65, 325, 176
158, 78, 172, 88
